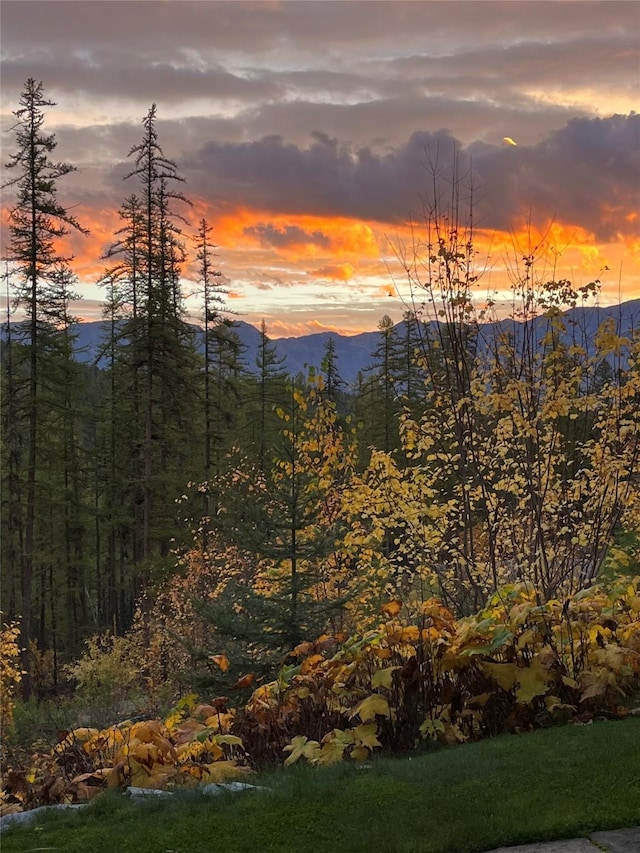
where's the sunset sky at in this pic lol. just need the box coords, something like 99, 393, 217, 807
1, 0, 639, 337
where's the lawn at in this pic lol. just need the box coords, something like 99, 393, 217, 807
3, 717, 639, 853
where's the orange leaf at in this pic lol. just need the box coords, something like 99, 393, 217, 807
210, 654, 230, 672
234, 673, 256, 689
382, 600, 402, 618
301, 654, 325, 674
313, 635, 338, 654
194, 704, 218, 718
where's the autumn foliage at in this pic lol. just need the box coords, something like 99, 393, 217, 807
2, 573, 638, 813
2, 135, 640, 818
0, 619, 24, 735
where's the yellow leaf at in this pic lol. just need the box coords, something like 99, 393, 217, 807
283, 735, 321, 766
350, 693, 390, 722
545, 695, 576, 713
214, 734, 243, 747
352, 723, 381, 749
317, 730, 353, 765
72, 727, 99, 742
516, 663, 551, 704
350, 746, 370, 762
130, 721, 161, 743
372, 647, 393, 660
198, 761, 252, 783
301, 654, 325, 674
481, 661, 517, 692
401, 626, 420, 643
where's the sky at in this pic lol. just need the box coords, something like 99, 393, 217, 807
1, 0, 639, 337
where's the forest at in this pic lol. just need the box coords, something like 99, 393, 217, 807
1, 79, 639, 807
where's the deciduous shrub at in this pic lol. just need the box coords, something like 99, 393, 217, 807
238, 574, 640, 764
0, 619, 24, 735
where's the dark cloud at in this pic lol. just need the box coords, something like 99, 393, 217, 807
468, 114, 640, 239
1, 56, 284, 107
226, 96, 589, 149
184, 115, 639, 241
244, 223, 331, 250
3, 1, 635, 58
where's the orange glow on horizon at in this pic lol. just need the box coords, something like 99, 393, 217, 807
2, 195, 638, 335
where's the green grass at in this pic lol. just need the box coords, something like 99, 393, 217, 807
3, 718, 640, 853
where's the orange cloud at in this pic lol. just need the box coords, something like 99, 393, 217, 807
188, 200, 381, 259
311, 263, 355, 281
265, 317, 373, 338
3, 181, 638, 337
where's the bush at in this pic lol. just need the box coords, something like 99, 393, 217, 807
238, 574, 640, 764
63, 633, 143, 727
0, 619, 24, 736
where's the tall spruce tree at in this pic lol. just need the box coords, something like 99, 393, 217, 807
357, 315, 403, 458
251, 320, 289, 470
320, 336, 347, 413
192, 383, 355, 685
97, 105, 200, 622
193, 218, 248, 541
1, 79, 88, 695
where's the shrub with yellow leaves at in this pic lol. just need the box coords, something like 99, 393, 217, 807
0, 618, 24, 735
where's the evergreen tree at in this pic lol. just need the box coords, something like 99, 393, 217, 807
357, 315, 403, 458
249, 320, 289, 470
191, 384, 356, 684
320, 336, 347, 414
398, 310, 427, 412
192, 218, 249, 540
97, 104, 201, 620
1, 79, 88, 694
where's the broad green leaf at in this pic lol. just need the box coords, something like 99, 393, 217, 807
371, 666, 400, 689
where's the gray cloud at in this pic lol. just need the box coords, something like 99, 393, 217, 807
3, 1, 635, 59
388, 35, 640, 95
1, 55, 285, 108
182, 115, 639, 241
2, 1, 636, 132
244, 223, 331, 250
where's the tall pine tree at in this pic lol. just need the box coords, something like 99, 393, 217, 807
1, 79, 88, 694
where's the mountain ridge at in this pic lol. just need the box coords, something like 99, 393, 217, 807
3, 299, 639, 387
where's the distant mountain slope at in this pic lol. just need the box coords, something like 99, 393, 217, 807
3, 299, 639, 387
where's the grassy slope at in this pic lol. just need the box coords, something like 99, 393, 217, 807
3, 718, 640, 853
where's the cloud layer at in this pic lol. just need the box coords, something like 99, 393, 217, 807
1, 0, 638, 334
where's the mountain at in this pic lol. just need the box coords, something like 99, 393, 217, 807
3, 299, 640, 387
